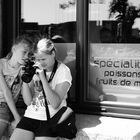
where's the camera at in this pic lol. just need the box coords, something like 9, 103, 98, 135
21, 58, 37, 83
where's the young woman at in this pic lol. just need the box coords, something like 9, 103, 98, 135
0, 34, 33, 139
10, 37, 72, 140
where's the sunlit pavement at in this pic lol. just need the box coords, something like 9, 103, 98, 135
64, 114, 140, 140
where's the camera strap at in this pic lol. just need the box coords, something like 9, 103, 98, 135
42, 59, 58, 120
48, 60, 58, 83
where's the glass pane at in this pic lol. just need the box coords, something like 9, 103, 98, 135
21, 0, 76, 100
88, 0, 140, 106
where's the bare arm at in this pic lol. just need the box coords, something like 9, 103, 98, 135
39, 71, 71, 109
21, 81, 33, 105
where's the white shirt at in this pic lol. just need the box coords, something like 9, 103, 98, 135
24, 63, 72, 120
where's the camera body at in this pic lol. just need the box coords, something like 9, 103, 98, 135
21, 58, 37, 83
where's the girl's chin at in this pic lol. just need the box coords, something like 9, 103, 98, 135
43, 67, 48, 70
42, 65, 47, 69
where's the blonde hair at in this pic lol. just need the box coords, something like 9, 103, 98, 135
6, 34, 33, 59
34, 38, 56, 55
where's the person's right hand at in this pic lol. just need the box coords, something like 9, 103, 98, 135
11, 115, 21, 128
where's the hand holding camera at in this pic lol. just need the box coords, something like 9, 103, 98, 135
21, 58, 45, 83
21, 58, 37, 83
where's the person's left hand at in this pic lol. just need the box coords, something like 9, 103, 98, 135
34, 62, 46, 79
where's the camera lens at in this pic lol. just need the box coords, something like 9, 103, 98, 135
21, 58, 36, 83
21, 73, 33, 83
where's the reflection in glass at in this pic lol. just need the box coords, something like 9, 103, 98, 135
88, 0, 140, 43
88, 0, 140, 106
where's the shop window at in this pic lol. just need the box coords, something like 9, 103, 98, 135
88, 0, 140, 118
